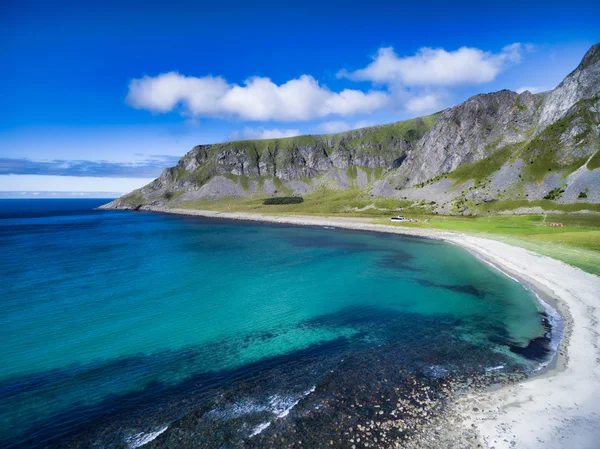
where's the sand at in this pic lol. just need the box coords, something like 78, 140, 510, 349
140, 206, 600, 449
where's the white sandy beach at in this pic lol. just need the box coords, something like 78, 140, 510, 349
140, 206, 600, 449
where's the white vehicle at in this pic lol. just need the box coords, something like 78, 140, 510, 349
389, 215, 405, 221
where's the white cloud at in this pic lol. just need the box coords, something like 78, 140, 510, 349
0, 175, 154, 193
318, 121, 351, 133
353, 120, 376, 129
127, 73, 389, 122
317, 119, 379, 133
339, 43, 528, 86
232, 127, 301, 140
516, 86, 544, 94
405, 94, 446, 114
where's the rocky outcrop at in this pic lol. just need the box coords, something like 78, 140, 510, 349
106, 116, 436, 207
388, 89, 540, 188
537, 43, 600, 131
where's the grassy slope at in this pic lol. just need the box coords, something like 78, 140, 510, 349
448, 144, 517, 185
588, 150, 600, 170
178, 187, 415, 216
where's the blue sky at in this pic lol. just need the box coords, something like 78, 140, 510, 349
1, 0, 599, 194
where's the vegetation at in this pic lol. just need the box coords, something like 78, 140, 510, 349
346, 166, 358, 183
166, 190, 185, 202
469, 199, 600, 214
448, 144, 516, 185
171, 168, 190, 182
588, 150, 600, 171
272, 177, 293, 195
579, 190, 589, 199
359, 166, 385, 184
543, 187, 565, 200
520, 99, 598, 181
119, 190, 145, 206
263, 197, 303, 205
178, 187, 416, 216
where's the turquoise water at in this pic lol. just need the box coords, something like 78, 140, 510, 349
0, 200, 552, 448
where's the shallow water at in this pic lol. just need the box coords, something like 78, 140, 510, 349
0, 199, 553, 448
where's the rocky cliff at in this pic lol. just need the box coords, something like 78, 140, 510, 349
103, 43, 600, 214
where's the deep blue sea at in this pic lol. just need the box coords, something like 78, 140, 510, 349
0, 199, 557, 448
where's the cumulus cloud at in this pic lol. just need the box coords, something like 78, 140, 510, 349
127, 43, 531, 124
317, 120, 378, 133
353, 120, 376, 129
339, 43, 528, 86
318, 121, 351, 133
516, 86, 544, 94
127, 73, 389, 122
404, 94, 446, 114
231, 127, 301, 140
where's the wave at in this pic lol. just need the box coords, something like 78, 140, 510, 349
425, 364, 449, 378
125, 425, 168, 448
531, 290, 565, 360
485, 365, 505, 372
249, 386, 316, 437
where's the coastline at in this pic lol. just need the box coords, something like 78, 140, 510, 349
108, 205, 600, 449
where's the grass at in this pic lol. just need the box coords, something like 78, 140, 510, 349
519, 98, 598, 181
588, 150, 600, 171
171, 168, 190, 182
448, 144, 515, 185
239, 175, 250, 192
346, 166, 358, 184
272, 177, 293, 195
221, 174, 252, 193
119, 190, 145, 206
177, 187, 414, 216
471, 199, 600, 214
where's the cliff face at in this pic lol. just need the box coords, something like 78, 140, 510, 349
388, 89, 541, 188
170, 115, 436, 184
537, 43, 600, 131
104, 116, 439, 206
104, 43, 600, 214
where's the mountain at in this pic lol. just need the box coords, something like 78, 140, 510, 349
103, 43, 600, 215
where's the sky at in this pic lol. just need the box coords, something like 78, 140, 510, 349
1, 0, 599, 195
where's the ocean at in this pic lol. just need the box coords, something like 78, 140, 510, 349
0, 199, 559, 448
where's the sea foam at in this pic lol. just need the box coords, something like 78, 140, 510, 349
126, 425, 169, 448
250, 386, 316, 437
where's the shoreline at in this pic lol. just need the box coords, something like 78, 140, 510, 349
107, 205, 600, 449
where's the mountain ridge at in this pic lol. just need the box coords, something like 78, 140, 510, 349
103, 43, 600, 215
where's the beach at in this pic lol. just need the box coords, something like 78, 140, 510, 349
134, 205, 600, 449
